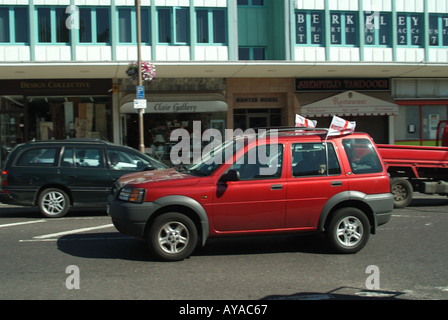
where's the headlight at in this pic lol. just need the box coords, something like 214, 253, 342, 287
118, 187, 145, 203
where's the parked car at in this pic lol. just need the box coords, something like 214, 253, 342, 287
107, 128, 393, 261
0, 139, 167, 217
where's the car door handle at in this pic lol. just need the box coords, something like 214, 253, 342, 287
331, 181, 343, 186
271, 184, 283, 190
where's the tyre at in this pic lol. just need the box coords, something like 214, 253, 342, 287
326, 207, 370, 254
38, 188, 70, 218
147, 212, 198, 261
391, 178, 413, 208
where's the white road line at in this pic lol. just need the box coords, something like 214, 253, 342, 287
32, 224, 114, 239
0, 220, 46, 228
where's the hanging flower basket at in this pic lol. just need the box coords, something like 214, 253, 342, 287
125, 61, 156, 82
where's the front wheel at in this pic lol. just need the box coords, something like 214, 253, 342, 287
147, 212, 198, 261
38, 188, 70, 218
326, 208, 370, 254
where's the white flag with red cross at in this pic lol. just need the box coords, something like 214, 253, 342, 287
295, 114, 317, 128
328, 116, 356, 136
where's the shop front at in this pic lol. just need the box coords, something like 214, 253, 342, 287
119, 93, 228, 163
0, 79, 113, 167
295, 78, 398, 144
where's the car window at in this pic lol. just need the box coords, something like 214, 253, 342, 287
107, 148, 153, 171
292, 143, 341, 177
73, 148, 104, 168
230, 144, 283, 180
16, 147, 59, 167
342, 138, 383, 174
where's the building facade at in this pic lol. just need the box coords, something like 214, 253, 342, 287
1, 0, 448, 165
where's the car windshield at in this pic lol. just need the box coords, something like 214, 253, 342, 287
177, 138, 247, 176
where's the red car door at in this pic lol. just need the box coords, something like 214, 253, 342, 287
212, 143, 286, 232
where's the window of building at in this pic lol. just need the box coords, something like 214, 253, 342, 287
0, 6, 29, 44
237, 0, 264, 6
330, 11, 358, 45
396, 13, 423, 46
429, 14, 448, 47
364, 12, 391, 46
37, 7, 69, 43
295, 11, 324, 45
79, 7, 110, 44
157, 7, 189, 44
238, 47, 265, 60
117, 7, 150, 44
196, 9, 227, 44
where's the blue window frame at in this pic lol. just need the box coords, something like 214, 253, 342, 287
364, 12, 391, 46
36, 7, 69, 44
157, 7, 189, 45
239, 47, 265, 60
396, 13, 423, 46
117, 7, 150, 44
196, 8, 227, 44
0, 6, 29, 44
295, 11, 324, 46
330, 11, 358, 46
78, 7, 110, 44
429, 14, 448, 47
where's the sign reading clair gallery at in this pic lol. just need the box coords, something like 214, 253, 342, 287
0, 79, 112, 95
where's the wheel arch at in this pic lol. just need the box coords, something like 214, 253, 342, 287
34, 184, 73, 206
144, 195, 210, 247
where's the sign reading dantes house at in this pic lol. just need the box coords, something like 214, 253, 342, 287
0, 79, 112, 95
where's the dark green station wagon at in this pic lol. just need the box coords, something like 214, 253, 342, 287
0, 139, 167, 217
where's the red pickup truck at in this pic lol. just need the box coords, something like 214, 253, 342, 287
377, 120, 448, 208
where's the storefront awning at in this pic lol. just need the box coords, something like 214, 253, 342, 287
300, 91, 399, 117
120, 93, 228, 114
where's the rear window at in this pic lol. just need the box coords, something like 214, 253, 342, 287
342, 138, 383, 174
16, 147, 59, 167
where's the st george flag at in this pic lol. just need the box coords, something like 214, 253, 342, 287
295, 114, 317, 128
327, 115, 356, 136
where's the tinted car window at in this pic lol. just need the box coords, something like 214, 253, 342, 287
342, 138, 382, 174
16, 147, 59, 166
74, 148, 104, 168
107, 148, 156, 171
292, 143, 341, 177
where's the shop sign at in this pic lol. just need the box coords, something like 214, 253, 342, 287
120, 100, 228, 114
295, 78, 390, 92
0, 79, 112, 95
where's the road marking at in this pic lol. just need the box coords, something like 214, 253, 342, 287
0, 220, 46, 228
32, 224, 114, 240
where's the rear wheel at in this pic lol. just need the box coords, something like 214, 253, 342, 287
326, 207, 370, 254
38, 188, 70, 218
391, 178, 413, 208
147, 212, 198, 261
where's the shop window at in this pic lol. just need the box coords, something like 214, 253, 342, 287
117, 7, 151, 44
78, 7, 110, 44
295, 11, 324, 46
330, 11, 358, 46
238, 47, 265, 60
237, 0, 264, 6
364, 12, 391, 47
396, 13, 423, 47
0, 6, 29, 44
196, 9, 227, 44
429, 14, 448, 47
157, 7, 189, 44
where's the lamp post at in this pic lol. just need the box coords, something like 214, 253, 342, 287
136, 0, 145, 153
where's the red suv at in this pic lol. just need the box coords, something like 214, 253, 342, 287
107, 128, 393, 261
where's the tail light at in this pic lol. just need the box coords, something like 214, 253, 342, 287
1, 170, 7, 187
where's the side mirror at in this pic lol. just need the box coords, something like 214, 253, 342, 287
220, 169, 240, 182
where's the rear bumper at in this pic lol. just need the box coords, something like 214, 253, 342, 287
365, 192, 394, 229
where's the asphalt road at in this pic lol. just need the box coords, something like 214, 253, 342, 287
1, 193, 448, 302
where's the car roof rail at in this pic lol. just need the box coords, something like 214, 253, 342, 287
254, 126, 330, 137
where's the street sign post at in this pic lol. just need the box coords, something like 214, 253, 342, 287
136, 86, 145, 99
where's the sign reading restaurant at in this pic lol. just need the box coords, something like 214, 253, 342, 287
295, 78, 390, 92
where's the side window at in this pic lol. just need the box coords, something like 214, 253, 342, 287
230, 144, 283, 180
74, 148, 104, 168
292, 143, 341, 177
342, 138, 383, 174
16, 147, 59, 166
107, 149, 150, 171
61, 148, 74, 167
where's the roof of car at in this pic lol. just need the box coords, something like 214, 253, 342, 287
23, 138, 114, 145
